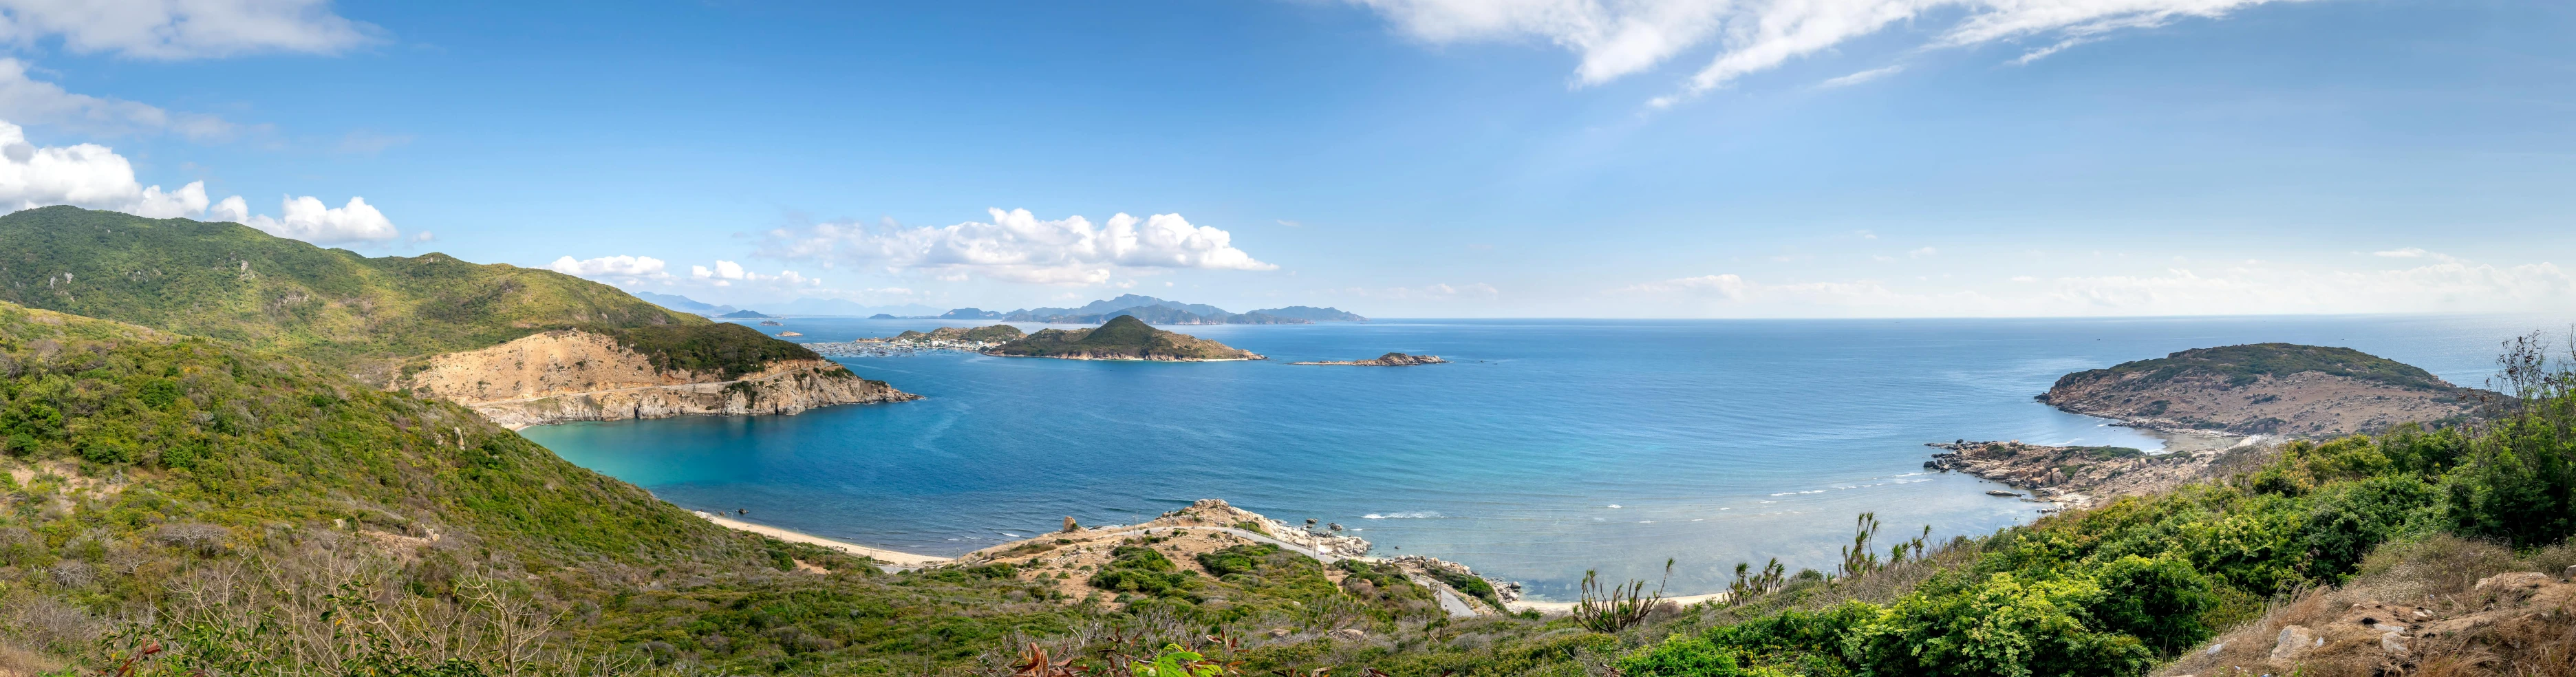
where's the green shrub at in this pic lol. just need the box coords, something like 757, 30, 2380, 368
2085, 555, 2216, 656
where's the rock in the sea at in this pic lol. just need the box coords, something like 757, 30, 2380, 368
1291, 352, 1449, 366
1986, 490, 2023, 497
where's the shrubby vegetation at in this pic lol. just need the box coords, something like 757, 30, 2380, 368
14, 273, 2576, 677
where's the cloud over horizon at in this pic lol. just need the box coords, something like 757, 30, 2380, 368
1616, 252, 2574, 317
761, 208, 1276, 286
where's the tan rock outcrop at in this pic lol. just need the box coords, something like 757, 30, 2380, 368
399, 330, 918, 427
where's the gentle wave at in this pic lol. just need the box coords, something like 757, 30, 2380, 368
1361, 511, 1443, 519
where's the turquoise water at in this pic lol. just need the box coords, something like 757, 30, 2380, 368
523, 314, 2557, 598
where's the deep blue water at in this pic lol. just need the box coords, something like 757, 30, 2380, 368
522, 314, 2562, 598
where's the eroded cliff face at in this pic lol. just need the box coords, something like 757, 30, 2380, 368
398, 330, 917, 427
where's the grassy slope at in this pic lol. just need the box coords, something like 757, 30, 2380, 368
0, 206, 815, 379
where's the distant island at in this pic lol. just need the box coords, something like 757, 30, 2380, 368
718, 310, 774, 319
924, 294, 1365, 325
1293, 352, 1448, 366
2039, 343, 2497, 438
982, 315, 1264, 361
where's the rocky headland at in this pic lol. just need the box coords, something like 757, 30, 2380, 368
1924, 440, 2259, 509
944, 499, 1519, 616
982, 315, 1264, 361
2039, 343, 2497, 438
1292, 352, 1448, 366
400, 330, 918, 428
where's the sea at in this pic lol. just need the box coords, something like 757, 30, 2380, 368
521, 313, 2566, 599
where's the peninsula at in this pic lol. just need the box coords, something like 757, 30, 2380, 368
982, 315, 1264, 361
1292, 352, 1448, 366
2039, 343, 2495, 438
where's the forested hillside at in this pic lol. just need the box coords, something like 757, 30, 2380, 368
0, 206, 812, 383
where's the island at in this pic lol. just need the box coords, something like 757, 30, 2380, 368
2039, 343, 2497, 438
718, 310, 775, 319
981, 315, 1265, 361
1292, 352, 1448, 366
899, 325, 1027, 343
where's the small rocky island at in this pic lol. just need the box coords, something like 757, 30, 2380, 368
1292, 352, 1448, 366
982, 315, 1264, 361
2040, 343, 2497, 438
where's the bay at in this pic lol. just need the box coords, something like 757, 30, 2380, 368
522, 313, 2559, 599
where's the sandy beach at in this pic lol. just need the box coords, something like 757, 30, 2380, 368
695, 511, 953, 567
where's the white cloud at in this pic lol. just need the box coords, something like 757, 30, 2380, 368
761, 208, 1276, 286
1616, 252, 2576, 316
213, 194, 398, 244
0, 118, 208, 215
2374, 248, 2428, 258
1909, 246, 1938, 258
550, 255, 669, 279
0, 0, 379, 60
0, 117, 403, 244
0, 58, 236, 138
689, 259, 819, 289
1346, 0, 2315, 103
1819, 65, 1904, 88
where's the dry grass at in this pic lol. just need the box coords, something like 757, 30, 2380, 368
2158, 535, 2576, 677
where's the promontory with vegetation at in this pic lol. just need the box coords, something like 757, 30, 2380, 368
0, 206, 913, 426
2039, 343, 2496, 438
982, 315, 1265, 361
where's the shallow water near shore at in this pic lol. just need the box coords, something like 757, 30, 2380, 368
524, 313, 2554, 599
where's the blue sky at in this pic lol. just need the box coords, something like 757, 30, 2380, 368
3, 0, 2571, 317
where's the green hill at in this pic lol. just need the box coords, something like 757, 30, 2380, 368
2052, 343, 2457, 392
981, 314, 1263, 361
0, 206, 815, 381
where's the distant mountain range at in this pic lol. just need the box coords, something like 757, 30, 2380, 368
633, 291, 1366, 325
949, 294, 1366, 325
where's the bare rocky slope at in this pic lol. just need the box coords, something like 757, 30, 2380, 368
400, 330, 917, 427
2039, 343, 2495, 438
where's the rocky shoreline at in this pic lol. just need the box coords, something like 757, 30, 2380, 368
942, 499, 1523, 616
1924, 439, 2260, 509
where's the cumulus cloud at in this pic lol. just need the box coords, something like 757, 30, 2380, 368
0, 120, 402, 246
760, 208, 1276, 286
0, 118, 210, 215
0, 0, 379, 60
691, 259, 819, 289
2374, 248, 2429, 258
1346, 0, 2315, 103
1616, 253, 2576, 317
0, 59, 237, 138
211, 194, 397, 244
